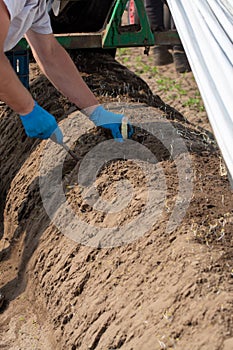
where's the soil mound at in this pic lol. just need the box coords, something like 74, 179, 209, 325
0, 52, 232, 350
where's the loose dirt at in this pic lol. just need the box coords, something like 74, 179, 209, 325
0, 49, 232, 350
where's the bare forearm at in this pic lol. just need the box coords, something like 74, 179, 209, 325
0, 53, 34, 114
32, 42, 98, 110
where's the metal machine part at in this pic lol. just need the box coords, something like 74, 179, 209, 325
11, 0, 180, 88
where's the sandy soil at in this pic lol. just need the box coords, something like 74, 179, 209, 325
0, 48, 232, 350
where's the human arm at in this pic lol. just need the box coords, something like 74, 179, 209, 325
25, 30, 133, 140
0, 0, 62, 142
0, 0, 34, 114
25, 30, 98, 110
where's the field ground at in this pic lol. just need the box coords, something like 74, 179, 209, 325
0, 47, 232, 350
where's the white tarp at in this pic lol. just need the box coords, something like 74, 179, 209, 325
166, 0, 233, 185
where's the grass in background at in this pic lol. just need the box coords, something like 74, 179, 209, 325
116, 47, 205, 114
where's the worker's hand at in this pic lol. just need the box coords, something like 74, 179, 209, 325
20, 101, 63, 143
89, 106, 133, 142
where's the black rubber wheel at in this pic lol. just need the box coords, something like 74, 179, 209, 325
50, 0, 115, 33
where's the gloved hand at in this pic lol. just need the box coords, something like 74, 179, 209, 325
89, 105, 133, 142
20, 101, 63, 144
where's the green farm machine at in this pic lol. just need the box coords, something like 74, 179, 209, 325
9, 0, 181, 88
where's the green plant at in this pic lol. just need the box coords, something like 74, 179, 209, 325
183, 97, 205, 111
117, 48, 130, 57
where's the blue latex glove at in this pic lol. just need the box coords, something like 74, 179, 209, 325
89, 105, 133, 142
20, 101, 63, 143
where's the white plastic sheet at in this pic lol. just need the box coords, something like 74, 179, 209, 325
166, 0, 233, 184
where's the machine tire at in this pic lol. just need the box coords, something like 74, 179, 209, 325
50, 0, 115, 33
